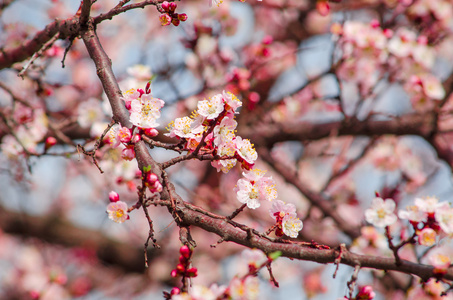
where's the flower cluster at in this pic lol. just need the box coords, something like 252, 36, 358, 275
105, 85, 165, 162
234, 168, 277, 209
398, 196, 453, 247
170, 245, 198, 279
166, 91, 256, 172
143, 171, 163, 193
333, 20, 445, 109
106, 191, 129, 223
159, 1, 188, 27
269, 200, 303, 238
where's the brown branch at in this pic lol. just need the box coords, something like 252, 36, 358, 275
0, 17, 80, 70
241, 114, 436, 148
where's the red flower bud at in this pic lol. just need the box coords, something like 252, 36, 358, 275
169, 2, 177, 11
186, 267, 198, 277
162, 1, 170, 11
108, 191, 120, 202
144, 128, 159, 137
45, 136, 57, 151
172, 18, 180, 26
170, 269, 178, 277
176, 263, 185, 273
180, 245, 191, 259
170, 287, 180, 295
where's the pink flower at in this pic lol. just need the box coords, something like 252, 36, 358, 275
269, 200, 297, 221
129, 94, 165, 129
364, 197, 397, 228
234, 136, 258, 166
106, 201, 128, 223
234, 169, 277, 209
242, 249, 268, 269
122, 145, 136, 161
160, 14, 172, 26
418, 228, 436, 246
282, 215, 303, 238
118, 126, 132, 143
197, 94, 225, 120
356, 285, 375, 299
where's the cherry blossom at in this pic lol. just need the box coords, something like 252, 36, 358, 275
129, 94, 165, 129
365, 197, 397, 228
235, 169, 277, 209
197, 94, 225, 120
106, 201, 129, 223
282, 215, 303, 238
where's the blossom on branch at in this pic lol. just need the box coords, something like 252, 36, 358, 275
106, 201, 129, 223
235, 169, 277, 209
365, 197, 397, 227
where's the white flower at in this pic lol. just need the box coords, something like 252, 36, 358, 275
242, 249, 268, 268
106, 201, 128, 223
415, 196, 440, 214
197, 94, 224, 120
282, 215, 303, 238
418, 228, 437, 246
229, 276, 259, 300
213, 116, 237, 147
223, 91, 242, 113
420, 74, 445, 100
235, 136, 258, 165
211, 140, 237, 173
365, 197, 397, 227
77, 98, 105, 128
398, 204, 426, 223
235, 169, 277, 209
435, 202, 453, 234
269, 200, 297, 220
129, 94, 164, 128
166, 116, 204, 139
127, 64, 152, 81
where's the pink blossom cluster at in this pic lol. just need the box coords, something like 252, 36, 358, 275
269, 200, 303, 238
106, 191, 129, 223
166, 91, 258, 173
398, 197, 453, 248
105, 86, 164, 161
369, 138, 426, 192
364, 195, 453, 275
333, 20, 445, 108
234, 168, 277, 209
159, 1, 188, 27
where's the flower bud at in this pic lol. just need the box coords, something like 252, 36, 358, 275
132, 133, 141, 143
147, 173, 158, 183
45, 136, 57, 151
144, 128, 159, 137
172, 18, 180, 26
169, 2, 177, 11
178, 13, 188, 21
161, 1, 170, 11
186, 267, 198, 277
170, 269, 178, 277
170, 287, 180, 295
176, 263, 185, 273
180, 245, 191, 259
109, 191, 120, 202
